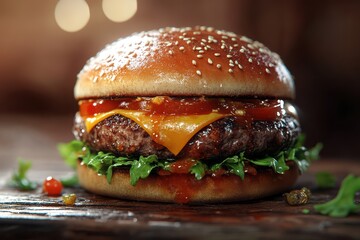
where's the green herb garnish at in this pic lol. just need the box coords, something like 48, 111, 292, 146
315, 171, 336, 189
8, 159, 37, 191
314, 174, 360, 217
60, 174, 79, 187
58, 135, 321, 186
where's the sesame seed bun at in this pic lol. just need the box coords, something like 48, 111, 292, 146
77, 161, 299, 203
75, 26, 294, 100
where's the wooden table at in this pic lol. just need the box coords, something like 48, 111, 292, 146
0, 115, 359, 239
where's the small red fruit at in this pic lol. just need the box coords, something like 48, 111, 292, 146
43, 176, 63, 196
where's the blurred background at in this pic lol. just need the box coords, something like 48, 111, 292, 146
0, 0, 359, 162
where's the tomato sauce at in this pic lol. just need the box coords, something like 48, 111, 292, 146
168, 158, 197, 174
79, 97, 286, 122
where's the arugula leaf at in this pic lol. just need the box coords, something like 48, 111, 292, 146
58, 141, 87, 169
8, 159, 37, 191
249, 154, 289, 174
59, 135, 321, 186
210, 153, 245, 179
190, 161, 206, 180
130, 155, 161, 185
60, 174, 79, 187
315, 171, 336, 189
314, 174, 360, 217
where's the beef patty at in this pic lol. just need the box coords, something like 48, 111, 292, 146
73, 112, 300, 161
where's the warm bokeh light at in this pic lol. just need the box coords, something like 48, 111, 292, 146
55, 0, 90, 32
102, 0, 137, 23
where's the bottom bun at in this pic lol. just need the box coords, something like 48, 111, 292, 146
77, 161, 300, 203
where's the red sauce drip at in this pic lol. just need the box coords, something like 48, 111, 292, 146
79, 97, 286, 122
168, 158, 196, 174
164, 173, 199, 204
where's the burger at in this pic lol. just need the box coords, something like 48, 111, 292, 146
60, 26, 320, 203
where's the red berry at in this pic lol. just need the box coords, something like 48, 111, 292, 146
43, 176, 63, 196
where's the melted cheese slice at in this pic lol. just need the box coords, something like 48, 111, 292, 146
84, 110, 227, 155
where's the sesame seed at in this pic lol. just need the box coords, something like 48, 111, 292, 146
201, 39, 207, 43
179, 36, 184, 39
179, 46, 185, 51
193, 31, 201, 35
175, 41, 179, 45
208, 58, 213, 64
192, 60, 197, 66
247, 44, 255, 50
196, 47, 202, 50
166, 42, 172, 47
207, 27, 214, 32
168, 50, 173, 55
197, 54, 203, 59
222, 35, 229, 39
214, 53, 221, 57
196, 70, 202, 76
248, 58, 253, 63
240, 48, 245, 53
221, 45, 226, 49
240, 36, 252, 43
231, 37, 237, 42
226, 54, 232, 58
186, 40, 191, 44
199, 50, 205, 54
235, 109, 245, 115
269, 63, 274, 67
204, 46, 208, 51
233, 44, 239, 47
265, 68, 271, 74
216, 64, 222, 69
228, 68, 234, 73
237, 64, 243, 70
229, 62, 234, 67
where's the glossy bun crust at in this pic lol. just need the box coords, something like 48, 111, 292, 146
77, 161, 299, 203
75, 26, 294, 100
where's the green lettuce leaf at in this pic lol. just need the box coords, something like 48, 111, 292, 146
8, 159, 37, 191
315, 171, 336, 189
190, 161, 207, 180
58, 135, 321, 186
130, 155, 162, 185
314, 174, 360, 217
211, 153, 245, 179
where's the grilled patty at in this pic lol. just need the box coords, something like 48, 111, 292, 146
73, 112, 300, 161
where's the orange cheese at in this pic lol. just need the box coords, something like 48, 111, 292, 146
84, 110, 232, 155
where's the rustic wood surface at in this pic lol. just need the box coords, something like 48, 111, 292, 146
0, 115, 359, 239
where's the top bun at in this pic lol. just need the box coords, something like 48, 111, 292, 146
75, 26, 294, 100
